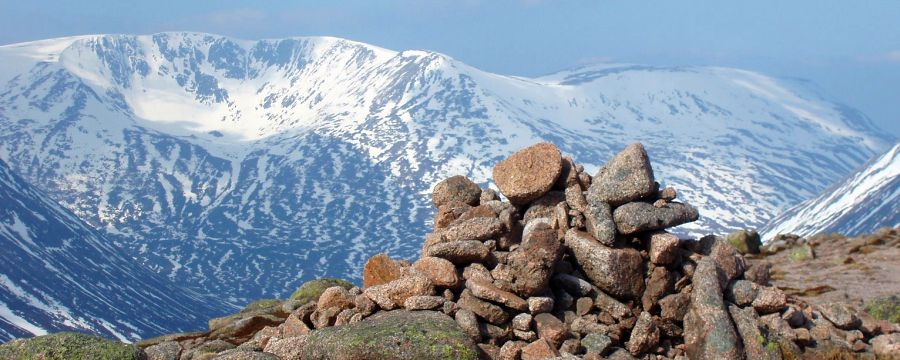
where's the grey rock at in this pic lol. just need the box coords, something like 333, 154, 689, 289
582, 196, 616, 246
613, 201, 699, 235
683, 258, 742, 360
587, 143, 656, 207
432, 175, 481, 207
582, 333, 612, 354
565, 229, 644, 299
819, 303, 861, 330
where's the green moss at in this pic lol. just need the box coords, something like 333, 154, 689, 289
289, 278, 354, 304
0, 332, 144, 360
863, 295, 900, 323
301, 310, 479, 360
241, 299, 283, 313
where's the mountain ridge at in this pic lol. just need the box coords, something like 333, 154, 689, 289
0, 158, 232, 342
0, 32, 894, 302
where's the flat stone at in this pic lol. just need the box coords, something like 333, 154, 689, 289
457, 289, 510, 325
493, 142, 564, 205
413, 256, 461, 288
626, 312, 659, 356
534, 313, 568, 346
363, 253, 403, 289
432, 175, 481, 207
442, 217, 504, 242
582, 196, 616, 246
466, 278, 529, 311
819, 303, 861, 330
363, 273, 435, 310
613, 201, 699, 235
403, 295, 446, 310
565, 229, 644, 299
509, 219, 562, 297
521, 338, 561, 360
425, 240, 492, 264
587, 143, 656, 207
648, 231, 680, 265
683, 258, 742, 360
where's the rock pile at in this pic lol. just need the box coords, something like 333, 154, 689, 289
130, 142, 900, 360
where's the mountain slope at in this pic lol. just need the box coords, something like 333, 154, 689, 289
0, 159, 230, 342
762, 143, 900, 239
0, 33, 893, 302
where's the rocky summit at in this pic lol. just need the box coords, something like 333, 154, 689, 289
4, 142, 899, 360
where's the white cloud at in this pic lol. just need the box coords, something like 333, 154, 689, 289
885, 50, 900, 62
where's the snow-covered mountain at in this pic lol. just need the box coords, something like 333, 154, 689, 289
0, 159, 230, 342
762, 143, 900, 239
0, 32, 893, 302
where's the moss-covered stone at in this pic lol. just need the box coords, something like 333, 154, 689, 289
864, 295, 900, 323
299, 310, 480, 360
726, 229, 761, 254
0, 332, 144, 360
788, 244, 815, 262
241, 299, 284, 314
289, 278, 354, 304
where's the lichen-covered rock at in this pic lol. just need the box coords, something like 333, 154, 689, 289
457, 289, 510, 325
432, 175, 482, 207
726, 229, 762, 254
363, 273, 435, 310
0, 333, 147, 360
582, 194, 616, 246
413, 256, 461, 288
441, 217, 504, 242
492, 142, 563, 205
363, 253, 404, 289
612, 201, 699, 235
297, 310, 480, 360
145, 341, 181, 360
425, 240, 492, 264
582, 332, 612, 355
587, 143, 656, 207
466, 277, 529, 311
819, 303, 862, 330
290, 278, 354, 305
683, 258, 742, 360
565, 229, 644, 299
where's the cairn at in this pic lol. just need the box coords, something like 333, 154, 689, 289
139, 142, 900, 360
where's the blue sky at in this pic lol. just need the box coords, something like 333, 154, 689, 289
1, 0, 898, 135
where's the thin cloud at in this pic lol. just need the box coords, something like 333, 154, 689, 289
205, 9, 267, 26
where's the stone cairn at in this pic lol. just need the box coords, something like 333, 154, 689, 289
140, 142, 900, 360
